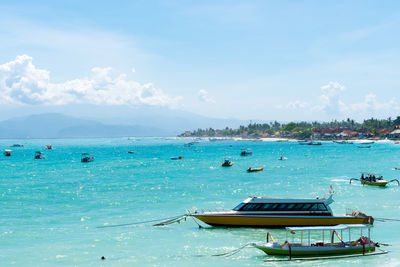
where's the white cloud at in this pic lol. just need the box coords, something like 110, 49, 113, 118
286, 100, 308, 109
0, 55, 181, 107
198, 89, 215, 103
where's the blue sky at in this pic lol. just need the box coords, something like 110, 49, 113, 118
0, 0, 400, 121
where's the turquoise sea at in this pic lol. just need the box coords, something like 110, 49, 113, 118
1, 138, 400, 266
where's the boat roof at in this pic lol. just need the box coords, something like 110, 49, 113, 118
286, 224, 369, 231
243, 194, 334, 205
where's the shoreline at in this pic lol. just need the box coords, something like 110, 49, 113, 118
177, 136, 396, 143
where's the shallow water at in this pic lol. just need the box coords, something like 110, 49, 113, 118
1, 138, 400, 266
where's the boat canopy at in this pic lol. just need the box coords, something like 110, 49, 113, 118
286, 224, 369, 232
361, 172, 378, 175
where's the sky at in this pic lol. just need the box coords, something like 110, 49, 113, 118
0, 0, 400, 122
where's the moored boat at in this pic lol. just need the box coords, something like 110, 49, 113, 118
81, 153, 95, 162
350, 172, 399, 187
190, 193, 373, 227
4, 149, 12, 156
46, 144, 53, 150
221, 159, 234, 167
240, 149, 253, 156
34, 151, 45, 159
171, 156, 184, 160
252, 224, 381, 259
247, 167, 264, 172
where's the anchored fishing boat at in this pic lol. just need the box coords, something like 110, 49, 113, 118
34, 151, 45, 159
252, 224, 386, 260
247, 167, 264, 172
81, 153, 95, 162
190, 193, 373, 227
240, 149, 253, 156
221, 159, 234, 167
350, 172, 399, 187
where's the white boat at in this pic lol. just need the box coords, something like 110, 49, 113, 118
252, 224, 384, 260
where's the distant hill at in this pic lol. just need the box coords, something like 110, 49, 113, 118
0, 113, 175, 138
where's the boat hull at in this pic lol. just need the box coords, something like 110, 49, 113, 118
361, 180, 388, 186
253, 243, 375, 256
192, 215, 367, 227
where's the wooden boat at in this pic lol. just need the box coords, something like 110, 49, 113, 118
240, 149, 253, 156
81, 153, 95, 162
221, 159, 234, 167
333, 141, 353, 144
171, 156, 184, 160
4, 149, 12, 156
190, 193, 373, 227
247, 167, 264, 172
252, 224, 380, 259
34, 151, 45, 159
350, 172, 399, 187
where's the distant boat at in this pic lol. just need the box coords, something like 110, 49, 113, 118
247, 167, 264, 172
171, 156, 184, 160
240, 149, 253, 156
81, 153, 95, 162
359, 141, 375, 144
333, 140, 353, 144
128, 151, 135, 154
395, 142, 400, 144
46, 144, 53, 150
184, 142, 195, 147
357, 145, 371, 148
307, 142, 322, 146
4, 149, 12, 156
34, 151, 45, 159
10, 144, 23, 147
278, 156, 288, 160
221, 159, 234, 167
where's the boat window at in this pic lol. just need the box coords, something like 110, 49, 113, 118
240, 203, 264, 211
277, 204, 288, 210
261, 203, 272, 210
233, 203, 245, 211
309, 204, 318, 211
317, 203, 327, 211
292, 203, 304, 210
301, 204, 312, 210
286, 204, 296, 210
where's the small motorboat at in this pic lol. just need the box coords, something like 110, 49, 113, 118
128, 151, 135, 154
357, 145, 371, 148
359, 141, 375, 145
10, 144, 23, 147
334, 140, 353, 144
46, 144, 53, 150
307, 141, 322, 146
240, 149, 253, 156
81, 153, 95, 162
4, 149, 12, 156
171, 156, 184, 160
34, 151, 45, 159
247, 167, 264, 172
350, 172, 399, 187
184, 142, 195, 147
278, 156, 287, 160
221, 159, 234, 167
252, 224, 385, 260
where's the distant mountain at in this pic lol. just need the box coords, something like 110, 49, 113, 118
0, 105, 257, 138
0, 113, 175, 138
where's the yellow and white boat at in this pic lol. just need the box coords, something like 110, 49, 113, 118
350, 172, 399, 187
190, 194, 373, 228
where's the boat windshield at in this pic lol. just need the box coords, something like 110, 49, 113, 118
238, 202, 328, 211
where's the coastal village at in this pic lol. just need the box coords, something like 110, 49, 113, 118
180, 117, 400, 140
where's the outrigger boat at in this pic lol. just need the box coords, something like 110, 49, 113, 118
81, 153, 95, 163
252, 224, 386, 260
190, 193, 374, 227
240, 149, 253, 156
350, 172, 399, 187
221, 159, 234, 167
247, 167, 264, 172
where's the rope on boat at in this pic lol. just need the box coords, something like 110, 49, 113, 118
374, 217, 400, 222
212, 243, 253, 257
97, 214, 188, 228
153, 215, 188, 226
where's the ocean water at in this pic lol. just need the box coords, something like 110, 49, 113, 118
1, 138, 400, 266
